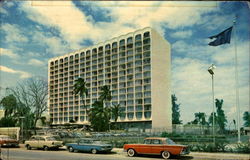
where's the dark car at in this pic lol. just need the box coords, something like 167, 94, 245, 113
66, 138, 113, 154
0, 135, 19, 147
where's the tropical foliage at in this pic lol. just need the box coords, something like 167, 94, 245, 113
111, 104, 121, 129
243, 111, 250, 127
215, 99, 227, 133
191, 112, 208, 125
171, 94, 182, 124
88, 101, 110, 131
73, 77, 88, 121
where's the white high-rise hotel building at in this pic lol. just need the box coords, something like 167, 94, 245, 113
48, 27, 171, 131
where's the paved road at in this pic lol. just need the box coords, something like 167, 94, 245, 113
0, 148, 171, 160
1, 147, 249, 160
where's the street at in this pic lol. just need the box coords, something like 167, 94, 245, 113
1, 147, 249, 160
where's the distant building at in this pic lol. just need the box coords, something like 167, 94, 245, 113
48, 27, 172, 131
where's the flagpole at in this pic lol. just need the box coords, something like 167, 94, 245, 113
233, 16, 241, 143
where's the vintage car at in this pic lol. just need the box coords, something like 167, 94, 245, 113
65, 138, 113, 154
25, 135, 63, 151
123, 137, 189, 159
0, 135, 19, 147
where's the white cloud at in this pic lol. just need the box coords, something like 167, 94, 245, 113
0, 48, 19, 59
171, 30, 193, 39
0, 65, 32, 79
1, 23, 28, 43
0, 7, 8, 15
30, 31, 72, 55
28, 59, 44, 66
19, 1, 216, 49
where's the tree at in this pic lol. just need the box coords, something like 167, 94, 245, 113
0, 94, 17, 117
111, 104, 121, 129
88, 101, 110, 132
171, 94, 182, 124
208, 112, 217, 126
0, 116, 16, 127
73, 77, 88, 121
7, 78, 48, 132
88, 85, 113, 131
0, 94, 34, 130
99, 85, 112, 107
243, 111, 250, 127
215, 99, 227, 133
190, 112, 207, 125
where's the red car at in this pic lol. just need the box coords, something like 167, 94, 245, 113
123, 137, 189, 159
0, 135, 19, 147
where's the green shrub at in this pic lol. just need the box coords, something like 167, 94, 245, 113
235, 143, 250, 153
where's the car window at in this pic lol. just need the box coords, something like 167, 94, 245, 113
152, 139, 161, 144
46, 137, 56, 141
144, 139, 151, 144
38, 137, 45, 141
166, 139, 176, 145
32, 137, 39, 141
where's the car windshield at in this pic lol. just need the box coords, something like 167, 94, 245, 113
166, 139, 176, 145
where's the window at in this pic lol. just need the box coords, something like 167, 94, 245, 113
127, 37, 133, 44
135, 34, 141, 41
105, 44, 111, 50
143, 31, 150, 38
144, 139, 151, 144
119, 39, 125, 46
152, 139, 161, 144
112, 42, 118, 48
166, 139, 176, 145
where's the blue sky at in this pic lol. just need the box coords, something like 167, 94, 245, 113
0, 1, 249, 125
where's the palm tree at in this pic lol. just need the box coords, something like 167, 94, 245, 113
88, 101, 110, 131
99, 85, 112, 106
111, 104, 121, 129
193, 112, 207, 134
73, 77, 88, 121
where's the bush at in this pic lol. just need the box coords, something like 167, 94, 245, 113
235, 143, 250, 153
188, 141, 228, 152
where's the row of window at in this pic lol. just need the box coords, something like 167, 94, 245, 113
50, 32, 150, 66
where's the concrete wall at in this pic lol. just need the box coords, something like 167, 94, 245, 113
151, 29, 172, 132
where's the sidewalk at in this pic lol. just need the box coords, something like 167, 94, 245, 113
190, 152, 250, 160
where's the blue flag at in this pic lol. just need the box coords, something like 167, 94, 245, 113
208, 26, 233, 46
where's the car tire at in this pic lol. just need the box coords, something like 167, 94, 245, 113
26, 145, 31, 150
127, 148, 136, 157
68, 146, 74, 152
44, 146, 49, 151
91, 148, 97, 154
161, 151, 171, 159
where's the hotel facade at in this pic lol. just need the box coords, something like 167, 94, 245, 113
48, 27, 172, 131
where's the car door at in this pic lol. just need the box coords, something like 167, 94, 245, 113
76, 139, 89, 151
136, 139, 152, 154
38, 137, 46, 148
30, 136, 39, 148
150, 139, 163, 154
